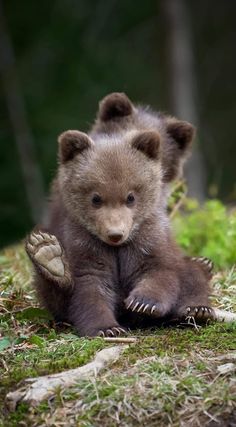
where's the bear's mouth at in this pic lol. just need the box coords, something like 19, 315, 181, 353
103, 235, 128, 247
106, 240, 124, 247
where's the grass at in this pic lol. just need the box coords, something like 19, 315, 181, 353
0, 243, 236, 426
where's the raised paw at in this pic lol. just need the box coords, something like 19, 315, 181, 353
26, 230, 72, 286
27, 231, 64, 276
98, 326, 127, 338
125, 295, 166, 318
191, 256, 214, 275
185, 305, 215, 321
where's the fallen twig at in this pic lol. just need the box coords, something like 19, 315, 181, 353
213, 308, 236, 322
5, 345, 127, 411
103, 337, 137, 343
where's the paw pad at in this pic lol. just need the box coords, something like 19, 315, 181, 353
27, 231, 65, 277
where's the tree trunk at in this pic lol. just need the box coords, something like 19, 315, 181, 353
161, 0, 206, 201
0, 1, 45, 223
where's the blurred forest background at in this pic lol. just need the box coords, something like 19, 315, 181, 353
0, 0, 236, 248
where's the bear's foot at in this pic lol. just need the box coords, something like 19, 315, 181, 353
97, 326, 128, 337
191, 256, 214, 276
26, 231, 72, 287
184, 305, 215, 321
125, 294, 168, 318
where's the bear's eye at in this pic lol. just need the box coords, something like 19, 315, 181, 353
126, 193, 135, 206
92, 194, 103, 207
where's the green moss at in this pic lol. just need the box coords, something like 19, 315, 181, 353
122, 323, 236, 364
1, 337, 105, 386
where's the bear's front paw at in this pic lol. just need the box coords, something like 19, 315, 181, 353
184, 305, 215, 321
125, 292, 168, 318
97, 326, 128, 337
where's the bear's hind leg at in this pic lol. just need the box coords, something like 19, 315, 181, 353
189, 256, 214, 279
33, 274, 72, 323
26, 230, 72, 288
175, 257, 215, 323
26, 230, 73, 322
183, 305, 215, 321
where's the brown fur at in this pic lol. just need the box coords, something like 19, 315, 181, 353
92, 92, 195, 183
26, 93, 213, 337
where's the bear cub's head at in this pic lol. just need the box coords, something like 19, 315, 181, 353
58, 129, 162, 246
95, 92, 195, 183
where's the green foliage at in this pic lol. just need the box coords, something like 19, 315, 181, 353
173, 199, 236, 269
1, 1, 236, 248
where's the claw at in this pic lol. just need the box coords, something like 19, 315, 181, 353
29, 234, 39, 245
113, 327, 122, 335
33, 232, 41, 242
203, 258, 213, 271
27, 243, 34, 252
39, 231, 50, 241
107, 329, 115, 337
137, 303, 145, 313
151, 305, 156, 314
186, 307, 191, 313
36, 234, 44, 243
98, 330, 105, 337
191, 256, 214, 271
126, 299, 134, 310
142, 304, 149, 313
194, 307, 199, 313
132, 302, 140, 312
49, 234, 58, 243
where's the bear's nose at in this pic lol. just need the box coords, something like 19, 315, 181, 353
108, 232, 123, 243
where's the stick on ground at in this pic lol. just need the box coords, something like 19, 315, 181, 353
6, 345, 127, 411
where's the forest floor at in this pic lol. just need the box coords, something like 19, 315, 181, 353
0, 244, 236, 427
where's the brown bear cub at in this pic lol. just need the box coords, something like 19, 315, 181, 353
26, 92, 214, 337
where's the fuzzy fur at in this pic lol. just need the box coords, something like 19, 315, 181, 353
26, 93, 213, 337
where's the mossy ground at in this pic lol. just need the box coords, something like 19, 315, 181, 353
0, 244, 236, 426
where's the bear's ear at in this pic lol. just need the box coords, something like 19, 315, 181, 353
162, 119, 196, 182
98, 92, 133, 122
166, 119, 195, 152
58, 130, 92, 163
132, 131, 161, 160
